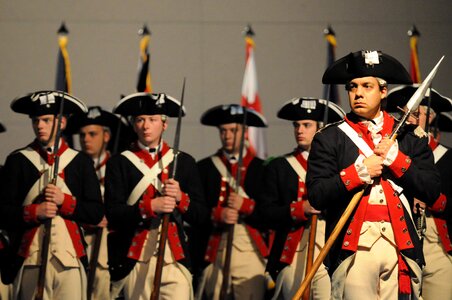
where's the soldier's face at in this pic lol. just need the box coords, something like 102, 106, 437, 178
79, 124, 110, 158
347, 77, 387, 119
31, 114, 66, 147
407, 105, 434, 131
293, 120, 318, 151
133, 115, 167, 148
219, 123, 244, 154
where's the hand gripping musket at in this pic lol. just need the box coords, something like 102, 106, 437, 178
35, 93, 66, 300
150, 78, 186, 300
292, 56, 445, 300
219, 107, 248, 300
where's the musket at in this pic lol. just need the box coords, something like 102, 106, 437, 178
292, 56, 445, 300
87, 139, 112, 300
219, 107, 248, 300
35, 92, 65, 300
87, 225, 102, 300
302, 214, 317, 300
150, 78, 186, 300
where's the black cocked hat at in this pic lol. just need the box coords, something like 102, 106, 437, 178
277, 98, 345, 123
322, 50, 412, 84
113, 93, 185, 117
200, 104, 267, 127
386, 85, 452, 113
11, 90, 88, 116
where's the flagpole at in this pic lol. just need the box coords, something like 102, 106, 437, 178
408, 25, 421, 84
241, 24, 267, 159
137, 24, 152, 93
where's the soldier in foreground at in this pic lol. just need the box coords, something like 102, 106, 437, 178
306, 51, 441, 299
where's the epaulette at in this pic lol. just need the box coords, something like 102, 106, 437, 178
318, 119, 345, 133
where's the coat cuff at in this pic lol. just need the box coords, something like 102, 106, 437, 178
176, 192, 190, 214
387, 151, 411, 178
430, 193, 447, 213
211, 207, 224, 223
290, 201, 308, 222
23, 204, 39, 224
139, 196, 157, 220
239, 197, 255, 215
340, 164, 363, 191
59, 194, 77, 217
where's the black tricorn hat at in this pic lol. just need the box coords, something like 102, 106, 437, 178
65, 106, 121, 134
11, 90, 88, 116
0, 121, 5, 133
386, 85, 452, 113
322, 50, 412, 84
113, 93, 185, 117
433, 112, 452, 132
200, 104, 267, 127
277, 97, 345, 123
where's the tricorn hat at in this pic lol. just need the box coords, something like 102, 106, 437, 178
277, 98, 345, 123
0, 121, 5, 133
385, 85, 452, 113
113, 93, 185, 117
11, 90, 88, 116
200, 104, 267, 127
65, 106, 122, 134
322, 50, 412, 84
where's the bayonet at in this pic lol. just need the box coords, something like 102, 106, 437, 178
391, 56, 445, 139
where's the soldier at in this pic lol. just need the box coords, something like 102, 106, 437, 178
0, 91, 104, 300
195, 104, 269, 300
66, 106, 123, 300
258, 98, 345, 299
0, 121, 13, 300
385, 86, 452, 299
306, 51, 441, 299
105, 92, 208, 299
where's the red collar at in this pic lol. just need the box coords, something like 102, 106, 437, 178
30, 139, 69, 165
344, 112, 395, 149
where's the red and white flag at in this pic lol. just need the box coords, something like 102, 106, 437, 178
241, 26, 267, 159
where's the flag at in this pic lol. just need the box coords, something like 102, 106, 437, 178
322, 25, 340, 106
136, 25, 152, 92
408, 25, 421, 83
55, 22, 72, 93
241, 24, 267, 159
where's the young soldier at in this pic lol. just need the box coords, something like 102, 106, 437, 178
386, 86, 452, 299
66, 106, 122, 300
306, 51, 441, 299
105, 92, 208, 300
258, 98, 345, 299
195, 104, 269, 300
0, 91, 104, 300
